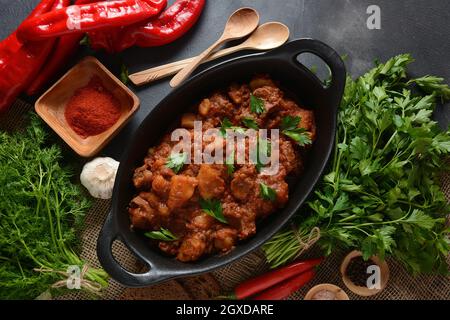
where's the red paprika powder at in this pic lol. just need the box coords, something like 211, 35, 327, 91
65, 76, 122, 138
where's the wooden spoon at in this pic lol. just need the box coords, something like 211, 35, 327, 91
129, 22, 290, 86
169, 7, 260, 88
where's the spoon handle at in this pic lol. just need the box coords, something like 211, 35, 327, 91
170, 38, 226, 88
129, 44, 247, 86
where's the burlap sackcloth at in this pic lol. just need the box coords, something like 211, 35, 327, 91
2, 100, 449, 300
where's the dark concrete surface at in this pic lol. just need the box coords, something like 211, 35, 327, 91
1, 0, 449, 159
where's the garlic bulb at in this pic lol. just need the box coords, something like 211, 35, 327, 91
80, 157, 120, 199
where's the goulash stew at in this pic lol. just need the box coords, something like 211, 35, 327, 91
129, 75, 316, 262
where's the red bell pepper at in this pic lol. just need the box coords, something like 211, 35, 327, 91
0, 0, 64, 113
89, 0, 205, 53
17, 0, 167, 41
227, 257, 323, 300
26, 0, 98, 96
252, 269, 316, 300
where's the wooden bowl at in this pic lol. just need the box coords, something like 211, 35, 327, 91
340, 250, 390, 297
304, 284, 350, 300
35, 56, 140, 157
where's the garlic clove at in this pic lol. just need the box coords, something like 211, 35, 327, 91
80, 157, 120, 199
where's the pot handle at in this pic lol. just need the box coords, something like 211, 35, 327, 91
97, 212, 171, 287
273, 39, 346, 102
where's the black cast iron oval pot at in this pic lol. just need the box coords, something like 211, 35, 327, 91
97, 39, 346, 287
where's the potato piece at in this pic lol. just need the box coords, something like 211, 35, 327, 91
177, 234, 207, 262
181, 113, 197, 129
214, 228, 237, 251
250, 75, 277, 91
197, 165, 225, 199
140, 191, 171, 218
168, 175, 198, 210
156, 203, 170, 217
152, 175, 170, 197
199, 98, 211, 116
191, 213, 215, 230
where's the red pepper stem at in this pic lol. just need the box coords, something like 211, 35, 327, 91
17, 0, 167, 41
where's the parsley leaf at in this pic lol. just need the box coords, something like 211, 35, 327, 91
403, 210, 440, 230
200, 198, 228, 224
283, 129, 312, 146
250, 94, 266, 114
260, 183, 277, 201
145, 228, 178, 241
280, 116, 312, 147
281, 115, 301, 131
407, 76, 450, 100
221, 118, 233, 130
256, 138, 271, 172
220, 118, 246, 136
166, 152, 187, 174
242, 117, 259, 130
263, 54, 450, 273
225, 149, 235, 175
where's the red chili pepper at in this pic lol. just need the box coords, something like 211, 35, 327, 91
17, 0, 167, 41
88, 0, 205, 53
0, 0, 63, 112
87, 28, 122, 54
26, 0, 98, 96
0, 0, 55, 64
252, 269, 316, 300
227, 257, 322, 300
121, 0, 206, 49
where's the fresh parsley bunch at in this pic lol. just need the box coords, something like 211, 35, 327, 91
0, 116, 108, 299
264, 54, 450, 274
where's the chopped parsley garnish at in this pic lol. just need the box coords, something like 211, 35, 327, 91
280, 116, 312, 147
225, 149, 235, 175
220, 118, 246, 136
260, 183, 277, 202
166, 152, 187, 174
256, 138, 271, 172
242, 117, 259, 130
145, 228, 178, 241
200, 198, 228, 224
250, 94, 266, 114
